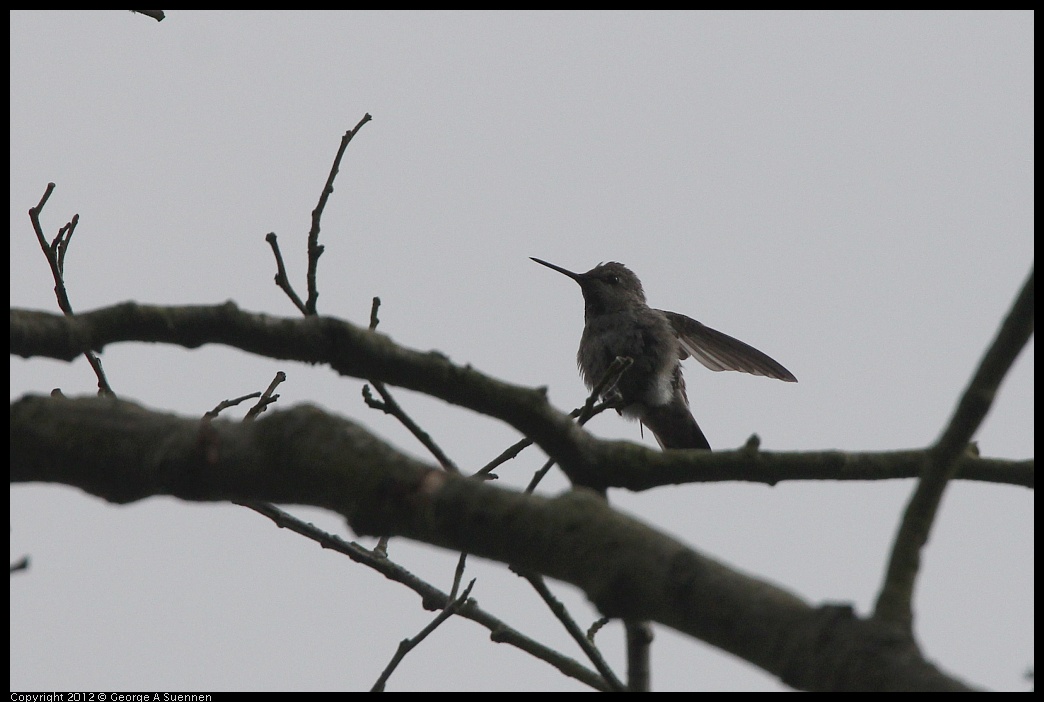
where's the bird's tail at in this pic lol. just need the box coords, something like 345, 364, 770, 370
641, 403, 711, 450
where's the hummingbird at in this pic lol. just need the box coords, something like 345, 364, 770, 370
531, 258, 797, 450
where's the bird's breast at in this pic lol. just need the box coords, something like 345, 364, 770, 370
577, 310, 682, 409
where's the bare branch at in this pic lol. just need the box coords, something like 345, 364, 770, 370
371, 579, 477, 691
27, 184, 114, 396
624, 620, 653, 692
9, 395, 977, 691
363, 296, 460, 473
265, 232, 308, 315
232, 500, 609, 690
202, 392, 262, 420
513, 566, 625, 691
10, 303, 1032, 491
874, 267, 1035, 629
305, 113, 372, 314
243, 370, 286, 421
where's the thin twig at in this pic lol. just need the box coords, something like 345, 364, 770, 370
50, 214, 78, 276
369, 295, 381, 329
577, 356, 633, 425
587, 617, 610, 641
513, 567, 625, 691
363, 383, 461, 473
305, 113, 372, 314
371, 580, 477, 692
525, 456, 559, 494
244, 371, 286, 421
525, 357, 632, 493
363, 297, 460, 473
449, 552, 468, 601
238, 503, 610, 689
624, 620, 653, 691
475, 399, 616, 481
29, 185, 74, 316
202, 392, 262, 420
473, 437, 530, 478
265, 232, 308, 315
27, 183, 114, 396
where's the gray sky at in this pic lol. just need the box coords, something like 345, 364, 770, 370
10, 10, 1033, 691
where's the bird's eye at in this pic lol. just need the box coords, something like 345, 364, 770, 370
607, 275, 619, 285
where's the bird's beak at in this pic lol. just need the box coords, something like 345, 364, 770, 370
530, 257, 581, 282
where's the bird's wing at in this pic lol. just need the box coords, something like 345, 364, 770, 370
659, 310, 797, 382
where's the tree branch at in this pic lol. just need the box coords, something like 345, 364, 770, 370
10, 303, 1032, 491
874, 267, 1035, 629
10, 394, 976, 691
27, 183, 114, 396
304, 113, 372, 314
